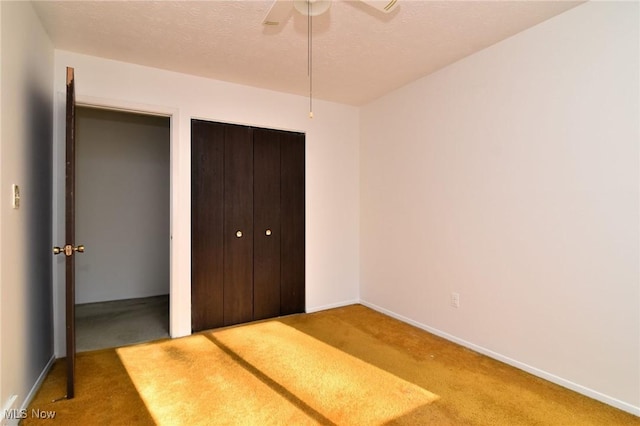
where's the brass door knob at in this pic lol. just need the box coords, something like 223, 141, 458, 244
265, 229, 272, 236
236, 231, 243, 238
53, 244, 85, 256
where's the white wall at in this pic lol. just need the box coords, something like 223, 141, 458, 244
360, 1, 639, 414
76, 107, 170, 304
0, 1, 54, 418
52, 51, 361, 353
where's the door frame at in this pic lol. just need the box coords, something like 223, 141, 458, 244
52, 94, 181, 356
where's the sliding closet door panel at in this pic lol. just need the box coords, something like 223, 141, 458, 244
223, 125, 254, 326
191, 120, 225, 331
280, 132, 305, 315
253, 129, 282, 320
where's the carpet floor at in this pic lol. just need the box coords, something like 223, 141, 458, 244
24, 305, 639, 425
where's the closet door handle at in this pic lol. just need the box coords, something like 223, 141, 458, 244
236, 230, 243, 238
265, 229, 272, 236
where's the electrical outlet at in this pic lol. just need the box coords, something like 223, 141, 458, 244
1, 395, 19, 425
451, 292, 460, 308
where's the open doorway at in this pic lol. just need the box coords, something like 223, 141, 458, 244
74, 106, 171, 352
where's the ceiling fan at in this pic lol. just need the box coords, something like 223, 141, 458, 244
262, 0, 398, 26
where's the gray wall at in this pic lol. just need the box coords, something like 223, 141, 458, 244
0, 1, 54, 415
75, 107, 170, 304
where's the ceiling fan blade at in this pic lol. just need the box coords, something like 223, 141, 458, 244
358, 0, 399, 13
262, 0, 295, 26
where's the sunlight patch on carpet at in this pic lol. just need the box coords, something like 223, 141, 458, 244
117, 321, 438, 425
212, 321, 439, 424
117, 334, 317, 425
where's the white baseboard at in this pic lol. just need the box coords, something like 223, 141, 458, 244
20, 355, 56, 412
360, 300, 640, 417
306, 299, 360, 313
1, 355, 56, 426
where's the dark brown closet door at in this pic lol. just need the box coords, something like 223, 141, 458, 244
191, 120, 225, 331
253, 129, 282, 320
280, 132, 305, 315
192, 120, 305, 331
223, 125, 254, 326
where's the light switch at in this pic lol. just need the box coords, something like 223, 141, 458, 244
12, 184, 20, 209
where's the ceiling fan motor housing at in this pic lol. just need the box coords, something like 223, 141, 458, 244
263, 0, 398, 27
294, 0, 332, 17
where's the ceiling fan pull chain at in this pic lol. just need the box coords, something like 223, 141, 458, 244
308, 0, 311, 77
308, 1, 314, 118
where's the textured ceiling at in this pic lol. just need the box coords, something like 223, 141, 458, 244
32, 1, 582, 106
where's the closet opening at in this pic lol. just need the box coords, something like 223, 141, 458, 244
75, 106, 171, 351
